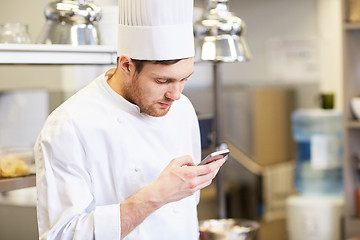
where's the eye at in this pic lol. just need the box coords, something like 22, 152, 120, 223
155, 78, 168, 84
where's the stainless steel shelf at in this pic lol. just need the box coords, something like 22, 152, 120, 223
0, 44, 117, 65
0, 174, 35, 192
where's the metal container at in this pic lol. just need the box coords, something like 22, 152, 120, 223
37, 0, 102, 45
199, 218, 259, 240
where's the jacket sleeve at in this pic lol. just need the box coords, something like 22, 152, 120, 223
34, 117, 121, 240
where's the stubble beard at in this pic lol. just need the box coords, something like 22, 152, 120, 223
124, 76, 172, 117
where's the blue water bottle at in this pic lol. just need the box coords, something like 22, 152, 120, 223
291, 109, 343, 196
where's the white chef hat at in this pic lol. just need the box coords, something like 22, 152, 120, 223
117, 0, 194, 60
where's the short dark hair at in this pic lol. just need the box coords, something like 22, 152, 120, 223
132, 59, 182, 73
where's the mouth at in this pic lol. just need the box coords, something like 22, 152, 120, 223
158, 101, 173, 108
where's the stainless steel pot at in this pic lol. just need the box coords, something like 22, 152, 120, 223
37, 0, 102, 45
199, 218, 259, 240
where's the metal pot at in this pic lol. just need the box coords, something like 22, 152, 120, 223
37, 0, 102, 45
199, 218, 259, 240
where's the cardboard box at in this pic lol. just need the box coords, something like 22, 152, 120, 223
252, 88, 296, 166
222, 86, 296, 166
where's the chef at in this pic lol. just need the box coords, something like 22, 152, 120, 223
34, 0, 225, 239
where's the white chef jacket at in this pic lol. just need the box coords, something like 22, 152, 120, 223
34, 73, 202, 240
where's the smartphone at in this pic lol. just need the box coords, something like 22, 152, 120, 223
198, 149, 230, 166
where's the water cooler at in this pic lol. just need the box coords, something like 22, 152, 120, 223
286, 108, 344, 240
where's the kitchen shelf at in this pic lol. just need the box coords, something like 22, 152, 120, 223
344, 22, 360, 30
0, 44, 117, 65
343, 0, 360, 238
0, 174, 35, 193
347, 120, 360, 128
346, 218, 360, 238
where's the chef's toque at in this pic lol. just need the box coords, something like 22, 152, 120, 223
117, 0, 194, 60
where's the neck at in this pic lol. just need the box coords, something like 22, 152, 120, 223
106, 68, 126, 97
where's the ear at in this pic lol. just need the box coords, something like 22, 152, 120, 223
117, 55, 135, 77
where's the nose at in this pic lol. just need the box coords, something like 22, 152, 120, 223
165, 82, 183, 101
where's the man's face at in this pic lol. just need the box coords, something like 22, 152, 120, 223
123, 58, 194, 117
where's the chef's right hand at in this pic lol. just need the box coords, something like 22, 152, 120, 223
150, 155, 225, 205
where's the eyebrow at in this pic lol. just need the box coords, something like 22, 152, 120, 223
152, 71, 194, 81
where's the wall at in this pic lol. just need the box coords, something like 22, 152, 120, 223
225, 0, 318, 82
